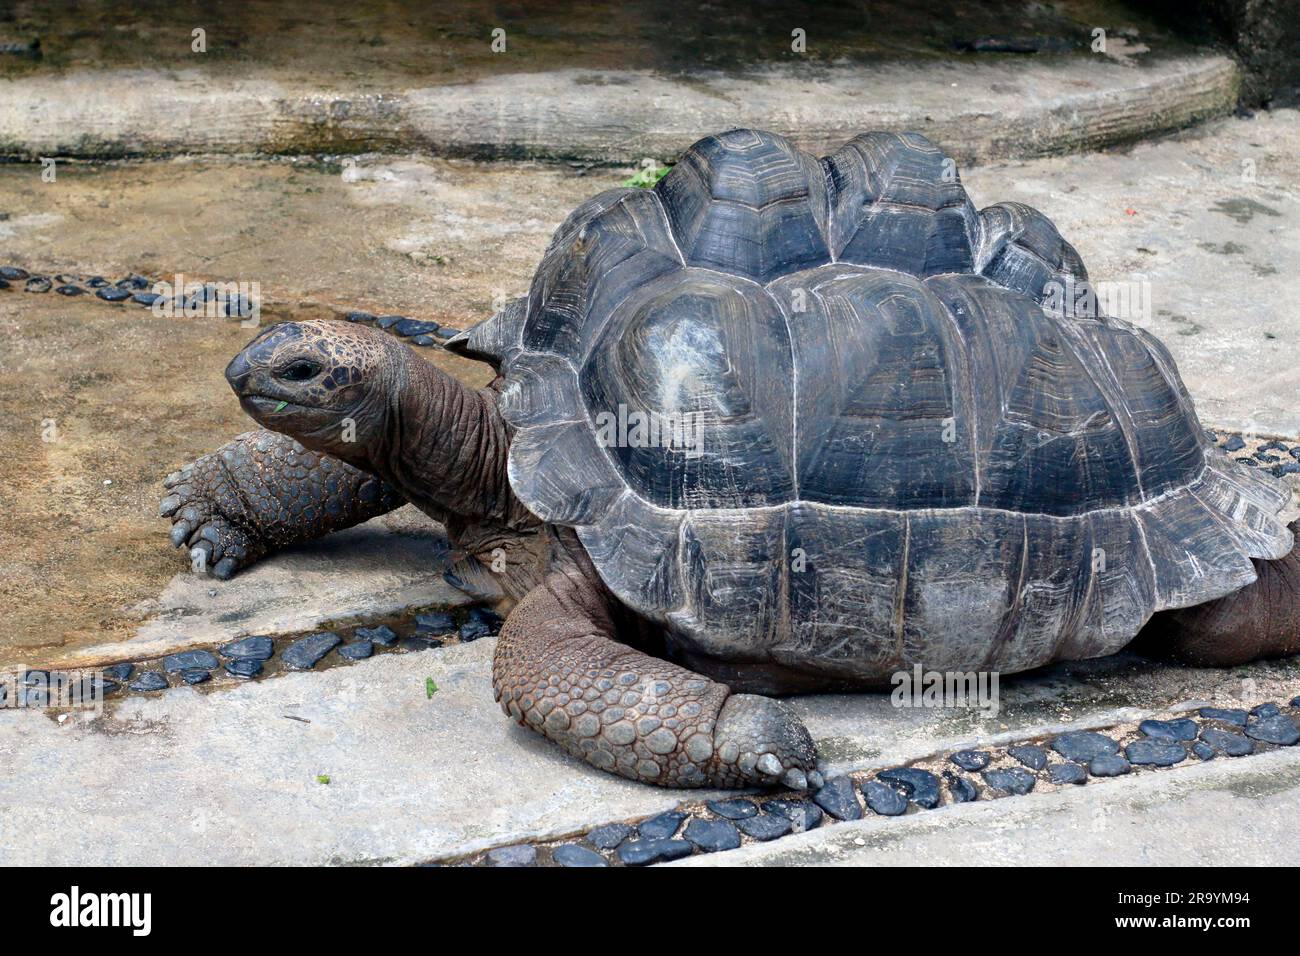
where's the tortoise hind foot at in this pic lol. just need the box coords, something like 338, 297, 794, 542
1134, 520, 1300, 666
160, 430, 404, 579
493, 571, 821, 790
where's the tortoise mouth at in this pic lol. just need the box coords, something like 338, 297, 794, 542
240, 394, 322, 415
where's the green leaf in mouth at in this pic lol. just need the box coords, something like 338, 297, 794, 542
274, 400, 288, 413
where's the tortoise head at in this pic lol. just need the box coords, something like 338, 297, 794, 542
225, 319, 398, 462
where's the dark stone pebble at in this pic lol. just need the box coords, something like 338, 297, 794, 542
224, 295, 254, 318
1291, 448, 1300, 461
399, 635, 443, 652
224, 659, 262, 679
1052, 730, 1119, 763
950, 749, 991, 771
1200, 726, 1254, 756
877, 767, 941, 809
1088, 754, 1131, 777
1245, 714, 1300, 746
551, 843, 607, 867
282, 631, 341, 669
102, 663, 133, 681
128, 672, 168, 692
180, 668, 210, 685
618, 839, 694, 866
132, 292, 162, 306
1125, 739, 1187, 767
1048, 762, 1087, 785
433, 327, 458, 339
376, 314, 406, 329
486, 844, 536, 867
393, 318, 440, 337
1008, 744, 1048, 770
943, 771, 979, 802
86, 276, 109, 288
411, 334, 439, 346
586, 823, 633, 849
982, 767, 1036, 795
1292, 696, 1300, 708
637, 811, 684, 841
683, 817, 741, 852
1139, 717, 1198, 741
96, 286, 131, 302
862, 779, 909, 816
1199, 706, 1248, 727
707, 798, 758, 820
1255, 452, 1280, 463
1274, 462, 1300, 477
736, 813, 793, 841
414, 611, 455, 633
1192, 742, 1215, 761
25, 276, 51, 293
467, 606, 504, 630
1236, 457, 1258, 467
356, 625, 399, 646
814, 775, 862, 820
116, 274, 150, 290
345, 310, 375, 323
56, 284, 84, 296
761, 799, 823, 832
338, 640, 374, 660
458, 619, 492, 642
1250, 702, 1280, 719
219, 635, 273, 660
0, 266, 29, 280
1223, 434, 1246, 451
163, 649, 220, 673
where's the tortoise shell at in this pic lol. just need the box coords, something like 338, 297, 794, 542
450, 129, 1293, 682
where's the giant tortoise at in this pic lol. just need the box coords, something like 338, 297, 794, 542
160, 129, 1300, 789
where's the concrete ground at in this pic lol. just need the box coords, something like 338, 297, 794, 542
1, 634, 1295, 866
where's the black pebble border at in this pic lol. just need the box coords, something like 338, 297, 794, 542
1205, 427, 1300, 480
442, 694, 1300, 867
0, 603, 503, 707
0, 264, 460, 348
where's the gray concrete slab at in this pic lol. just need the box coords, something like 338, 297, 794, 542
0, 56, 1239, 165
962, 109, 1300, 436
1, 630, 1296, 865
670, 747, 1300, 867
39, 506, 465, 672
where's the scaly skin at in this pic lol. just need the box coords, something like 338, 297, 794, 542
160, 430, 404, 578
493, 570, 820, 789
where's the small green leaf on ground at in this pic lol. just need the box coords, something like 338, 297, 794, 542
425, 677, 438, 699
622, 164, 671, 188
274, 401, 289, 413
316, 774, 330, 785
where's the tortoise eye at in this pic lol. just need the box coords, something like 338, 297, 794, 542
279, 359, 322, 382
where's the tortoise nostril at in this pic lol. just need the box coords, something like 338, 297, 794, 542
224, 352, 253, 390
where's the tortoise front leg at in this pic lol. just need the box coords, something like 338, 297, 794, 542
493, 571, 821, 789
159, 429, 404, 578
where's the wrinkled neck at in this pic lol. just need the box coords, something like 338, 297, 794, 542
377, 351, 524, 526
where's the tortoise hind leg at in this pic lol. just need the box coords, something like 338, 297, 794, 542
1133, 520, 1300, 666
493, 571, 821, 789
